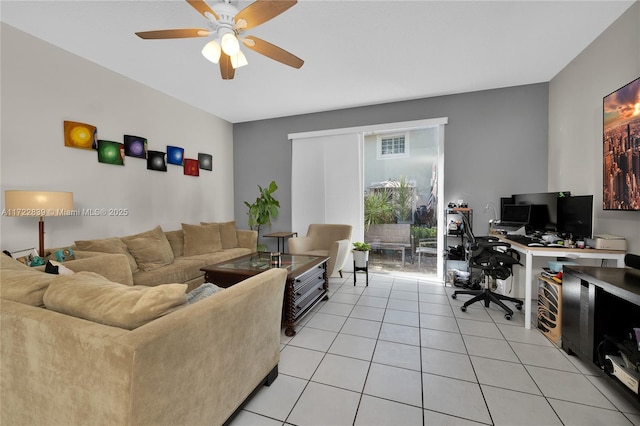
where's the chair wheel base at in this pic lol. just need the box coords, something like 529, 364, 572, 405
504, 314, 512, 320
460, 306, 467, 312
451, 294, 457, 299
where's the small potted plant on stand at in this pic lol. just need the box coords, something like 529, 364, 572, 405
352, 242, 371, 286
244, 181, 280, 251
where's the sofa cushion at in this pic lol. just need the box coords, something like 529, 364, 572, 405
75, 237, 139, 273
43, 272, 187, 330
164, 230, 184, 257
121, 226, 174, 271
132, 258, 207, 287
1, 255, 55, 307
182, 223, 221, 256
202, 221, 238, 249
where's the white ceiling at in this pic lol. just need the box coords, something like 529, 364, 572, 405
1, 0, 635, 123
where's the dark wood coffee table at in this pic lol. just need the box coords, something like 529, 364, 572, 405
201, 253, 329, 336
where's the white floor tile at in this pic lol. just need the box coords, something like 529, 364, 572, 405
384, 309, 420, 327
548, 398, 633, 426
364, 363, 423, 407
422, 347, 477, 382
378, 322, 420, 346
252, 268, 636, 426
303, 312, 347, 333
243, 374, 307, 421
421, 328, 467, 354
278, 346, 325, 380
350, 305, 386, 321
481, 385, 562, 426
462, 335, 519, 362
470, 356, 541, 395
510, 342, 580, 372
422, 373, 492, 424
373, 340, 422, 371
354, 395, 423, 426
526, 365, 617, 410
288, 327, 337, 352
230, 410, 283, 426
420, 313, 460, 333
356, 295, 388, 309
287, 382, 360, 426
311, 353, 369, 392
329, 333, 377, 361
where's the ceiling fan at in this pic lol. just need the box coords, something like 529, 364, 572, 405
135, 0, 304, 80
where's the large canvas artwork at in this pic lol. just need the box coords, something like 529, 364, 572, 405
603, 76, 640, 211
147, 150, 167, 172
198, 153, 213, 171
97, 140, 125, 165
64, 121, 97, 150
167, 146, 184, 166
124, 135, 148, 158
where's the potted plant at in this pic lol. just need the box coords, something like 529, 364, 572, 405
352, 241, 371, 268
244, 181, 280, 251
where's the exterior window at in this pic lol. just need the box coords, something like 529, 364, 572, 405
378, 134, 409, 159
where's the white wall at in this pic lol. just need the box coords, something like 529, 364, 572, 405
0, 24, 234, 251
549, 3, 640, 254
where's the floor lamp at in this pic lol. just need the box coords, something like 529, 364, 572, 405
4, 190, 74, 256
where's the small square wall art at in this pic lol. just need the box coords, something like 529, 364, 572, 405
97, 140, 125, 166
167, 146, 184, 166
184, 159, 199, 176
124, 135, 147, 158
198, 153, 213, 171
147, 150, 167, 172
64, 120, 97, 150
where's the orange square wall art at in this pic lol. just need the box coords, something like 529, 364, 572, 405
63, 120, 97, 150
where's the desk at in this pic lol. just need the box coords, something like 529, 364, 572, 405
500, 238, 626, 329
263, 231, 297, 252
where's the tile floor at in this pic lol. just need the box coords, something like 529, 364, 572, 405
230, 272, 640, 426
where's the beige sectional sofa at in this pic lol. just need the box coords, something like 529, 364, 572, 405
70, 222, 257, 291
1, 252, 287, 425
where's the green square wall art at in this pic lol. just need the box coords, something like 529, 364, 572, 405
97, 140, 124, 165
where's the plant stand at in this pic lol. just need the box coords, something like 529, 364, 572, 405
353, 260, 369, 286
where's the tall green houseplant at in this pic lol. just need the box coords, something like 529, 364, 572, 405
244, 181, 280, 251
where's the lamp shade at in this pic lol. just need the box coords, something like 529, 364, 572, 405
4, 191, 74, 217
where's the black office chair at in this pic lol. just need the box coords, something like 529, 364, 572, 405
451, 213, 524, 320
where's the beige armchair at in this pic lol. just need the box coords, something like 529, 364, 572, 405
288, 224, 353, 278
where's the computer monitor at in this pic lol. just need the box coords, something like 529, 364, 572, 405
501, 204, 531, 223
557, 195, 593, 240
512, 191, 571, 231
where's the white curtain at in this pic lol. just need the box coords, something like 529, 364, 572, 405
291, 133, 364, 248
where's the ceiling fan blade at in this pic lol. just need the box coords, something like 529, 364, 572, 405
220, 53, 235, 80
243, 36, 303, 69
135, 29, 210, 39
235, 0, 297, 30
186, 0, 219, 20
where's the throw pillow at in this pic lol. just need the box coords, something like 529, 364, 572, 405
121, 226, 174, 271
75, 237, 138, 273
186, 282, 224, 304
44, 260, 75, 275
182, 223, 222, 256
202, 221, 238, 249
164, 230, 184, 257
43, 272, 187, 329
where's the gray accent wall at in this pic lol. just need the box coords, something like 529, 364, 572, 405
234, 83, 549, 247
549, 2, 639, 254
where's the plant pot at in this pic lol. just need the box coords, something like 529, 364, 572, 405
353, 250, 369, 268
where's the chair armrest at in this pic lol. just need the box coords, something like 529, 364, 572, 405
327, 239, 351, 277
288, 236, 314, 253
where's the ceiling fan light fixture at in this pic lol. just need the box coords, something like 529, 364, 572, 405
201, 40, 221, 63
230, 50, 248, 69
220, 31, 240, 56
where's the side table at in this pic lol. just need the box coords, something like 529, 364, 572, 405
263, 231, 298, 252
353, 260, 369, 286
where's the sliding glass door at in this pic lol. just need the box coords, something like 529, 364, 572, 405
363, 127, 440, 279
